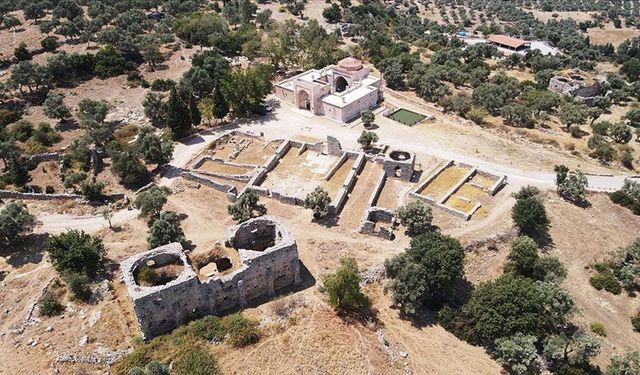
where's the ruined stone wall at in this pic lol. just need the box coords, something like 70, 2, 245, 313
121, 217, 300, 339
383, 150, 415, 181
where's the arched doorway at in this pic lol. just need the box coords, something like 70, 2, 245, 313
335, 76, 349, 93
298, 90, 310, 110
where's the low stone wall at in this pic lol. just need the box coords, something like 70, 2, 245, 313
331, 152, 366, 214
0, 190, 82, 201
438, 167, 477, 205
180, 171, 238, 200
411, 160, 455, 196
28, 152, 61, 163
0, 190, 125, 202
324, 152, 348, 181
367, 172, 387, 208
358, 206, 395, 240
489, 175, 508, 195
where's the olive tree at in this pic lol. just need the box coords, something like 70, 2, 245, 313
303, 186, 331, 219
324, 256, 370, 311
554, 165, 588, 204
46, 229, 105, 276
494, 333, 539, 375
396, 201, 433, 235
147, 211, 185, 249
227, 191, 267, 223
385, 231, 465, 315
134, 187, 168, 218
0, 201, 36, 245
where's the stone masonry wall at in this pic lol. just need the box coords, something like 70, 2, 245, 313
121, 217, 300, 339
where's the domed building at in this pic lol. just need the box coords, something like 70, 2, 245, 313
274, 57, 382, 123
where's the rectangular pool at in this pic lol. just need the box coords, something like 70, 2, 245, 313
388, 108, 426, 126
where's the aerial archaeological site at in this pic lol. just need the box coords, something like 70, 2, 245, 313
2, 0, 640, 374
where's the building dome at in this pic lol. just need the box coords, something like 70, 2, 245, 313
338, 57, 363, 71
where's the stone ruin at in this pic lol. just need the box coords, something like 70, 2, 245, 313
548, 72, 602, 105
359, 207, 395, 240
120, 216, 301, 339
383, 149, 415, 181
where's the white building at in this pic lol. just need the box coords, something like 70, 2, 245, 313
274, 57, 382, 123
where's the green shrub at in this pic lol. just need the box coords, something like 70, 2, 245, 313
38, 293, 64, 316
46, 229, 105, 275
80, 180, 105, 201
589, 271, 622, 295
11, 120, 34, 142
136, 266, 156, 286
150, 79, 175, 92
173, 350, 219, 375
187, 315, 224, 341
63, 272, 92, 301
324, 256, 370, 311
590, 321, 607, 337
221, 313, 260, 348
632, 311, 640, 333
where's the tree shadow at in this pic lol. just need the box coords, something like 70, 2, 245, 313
0, 233, 49, 268
55, 119, 79, 132
313, 213, 339, 228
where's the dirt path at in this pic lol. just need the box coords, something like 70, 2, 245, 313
162, 99, 634, 194
35, 208, 140, 235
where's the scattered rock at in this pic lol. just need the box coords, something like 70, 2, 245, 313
78, 335, 88, 346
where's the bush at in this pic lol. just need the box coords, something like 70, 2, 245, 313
46, 229, 105, 275
38, 293, 64, 316
63, 272, 92, 301
590, 321, 607, 337
396, 201, 433, 235
187, 315, 224, 342
24, 138, 47, 154
80, 180, 105, 201
385, 231, 465, 315
303, 186, 332, 219
173, 350, 220, 375
227, 191, 267, 223
147, 211, 185, 249
441, 274, 574, 344
632, 311, 640, 333
41, 36, 58, 52
0, 200, 36, 245
324, 256, 370, 311
589, 270, 622, 295
11, 120, 34, 142
150, 79, 175, 92
220, 313, 260, 348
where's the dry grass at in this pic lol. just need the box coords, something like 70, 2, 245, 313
587, 24, 640, 47
419, 166, 469, 201
197, 159, 253, 175
322, 157, 353, 197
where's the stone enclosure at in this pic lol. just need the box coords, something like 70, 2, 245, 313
121, 216, 301, 339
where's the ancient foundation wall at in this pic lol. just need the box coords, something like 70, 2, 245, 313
331, 152, 366, 214
179, 171, 238, 200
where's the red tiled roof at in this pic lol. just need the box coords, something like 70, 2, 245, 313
488, 34, 529, 49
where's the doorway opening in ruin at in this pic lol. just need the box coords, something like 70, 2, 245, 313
335, 76, 348, 93
394, 166, 402, 178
